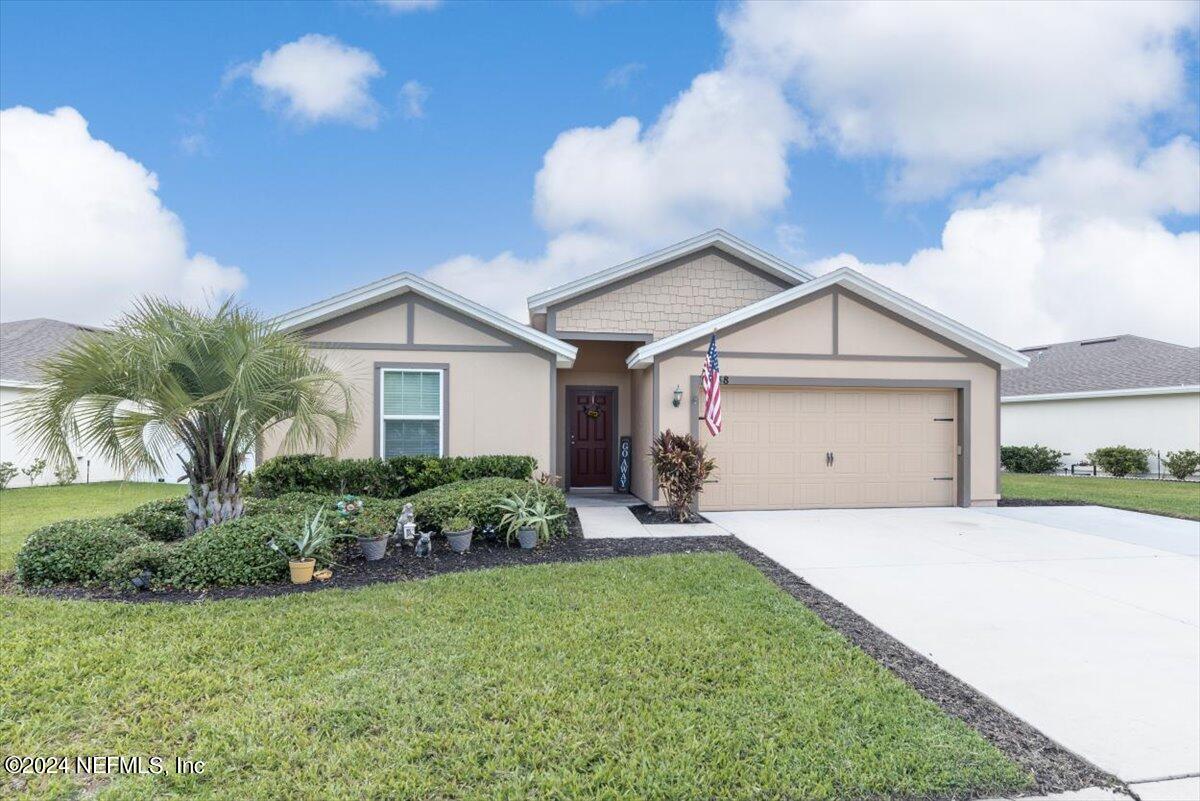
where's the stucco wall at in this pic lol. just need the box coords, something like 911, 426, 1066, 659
262, 293, 554, 471
1002, 392, 1200, 471
551, 247, 787, 339
646, 288, 1003, 505
630, 368, 653, 501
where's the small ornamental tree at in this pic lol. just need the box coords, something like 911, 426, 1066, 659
1163, 450, 1200, 481
650, 430, 716, 522
1087, 446, 1150, 478
12, 299, 355, 534
21, 458, 47, 486
0, 462, 17, 490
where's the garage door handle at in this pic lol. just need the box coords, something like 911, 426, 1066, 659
826, 451, 834, 467
932, 477, 953, 481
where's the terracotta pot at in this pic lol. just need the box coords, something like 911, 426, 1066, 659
289, 558, 315, 584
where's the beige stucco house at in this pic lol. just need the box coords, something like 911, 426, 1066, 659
264, 230, 1028, 511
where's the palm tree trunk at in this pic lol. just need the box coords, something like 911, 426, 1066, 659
185, 478, 245, 533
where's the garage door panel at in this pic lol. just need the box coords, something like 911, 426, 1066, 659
701, 386, 958, 512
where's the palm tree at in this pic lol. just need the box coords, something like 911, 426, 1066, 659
13, 298, 355, 533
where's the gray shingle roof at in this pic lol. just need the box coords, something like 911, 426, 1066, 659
1001, 334, 1200, 397
0, 318, 106, 383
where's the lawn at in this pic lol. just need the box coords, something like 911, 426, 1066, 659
2, 554, 1030, 800
0, 481, 187, 573
1002, 472, 1200, 519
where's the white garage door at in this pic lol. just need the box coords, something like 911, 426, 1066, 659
700, 386, 958, 511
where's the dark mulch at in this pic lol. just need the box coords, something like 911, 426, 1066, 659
998, 498, 1089, 508
628, 503, 710, 525
726, 539, 1122, 798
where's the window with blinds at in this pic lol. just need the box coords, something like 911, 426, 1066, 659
380, 369, 443, 457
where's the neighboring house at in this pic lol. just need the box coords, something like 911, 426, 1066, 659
266, 230, 1026, 511
0, 318, 186, 485
1001, 335, 1200, 474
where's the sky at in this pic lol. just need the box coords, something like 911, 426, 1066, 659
1, 0, 1198, 348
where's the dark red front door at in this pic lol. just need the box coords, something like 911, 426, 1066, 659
568, 389, 613, 488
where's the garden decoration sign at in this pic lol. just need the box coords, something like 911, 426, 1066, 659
617, 436, 631, 492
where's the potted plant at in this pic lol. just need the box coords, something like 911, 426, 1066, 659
496, 492, 564, 549
338, 494, 386, 561
269, 509, 337, 584
443, 515, 474, 553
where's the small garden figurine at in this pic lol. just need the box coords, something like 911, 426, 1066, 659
396, 502, 416, 543
414, 530, 432, 558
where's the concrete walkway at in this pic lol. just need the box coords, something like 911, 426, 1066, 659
710, 506, 1200, 787
573, 504, 729, 538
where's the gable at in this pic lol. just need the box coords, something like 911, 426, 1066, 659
836, 293, 964, 358
551, 247, 790, 340
300, 292, 510, 348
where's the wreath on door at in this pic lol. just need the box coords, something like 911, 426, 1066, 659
584, 403, 602, 419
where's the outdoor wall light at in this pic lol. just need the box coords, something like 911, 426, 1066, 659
672, 385, 683, 407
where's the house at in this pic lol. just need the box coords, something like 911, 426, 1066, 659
1001, 335, 1200, 474
265, 230, 1028, 511
0, 319, 171, 484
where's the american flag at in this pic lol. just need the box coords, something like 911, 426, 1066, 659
700, 333, 722, 436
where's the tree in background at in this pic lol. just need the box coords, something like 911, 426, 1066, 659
13, 299, 355, 533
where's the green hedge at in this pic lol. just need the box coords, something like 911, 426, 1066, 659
160, 513, 304, 590
1087, 446, 1150, 478
247, 454, 537, 499
16, 519, 147, 586
246, 492, 403, 538
99, 542, 176, 591
404, 478, 567, 538
119, 497, 191, 541
1000, 445, 1065, 474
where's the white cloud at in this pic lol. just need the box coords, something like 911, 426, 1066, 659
970, 137, 1200, 221
398, 80, 430, 119
534, 70, 804, 241
807, 205, 1200, 347
375, 0, 441, 12
177, 132, 208, 156
234, 34, 384, 127
422, 232, 633, 320
722, 0, 1197, 197
0, 106, 245, 326
603, 62, 645, 90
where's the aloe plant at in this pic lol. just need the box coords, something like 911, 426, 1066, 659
495, 492, 564, 544
269, 509, 340, 561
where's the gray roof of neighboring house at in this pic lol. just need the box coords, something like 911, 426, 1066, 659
1001, 334, 1200, 397
0, 318, 106, 383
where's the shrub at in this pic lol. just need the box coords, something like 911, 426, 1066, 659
53, 462, 79, 486
98, 542, 176, 591
246, 492, 403, 538
1087, 446, 1151, 478
16, 519, 147, 586
1163, 450, 1200, 481
0, 461, 16, 490
161, 513, 305, 589
650, 430, 716, 522
1000, 445, 1065, 474
247, 453, 537, 499
405, 478, 567, 537
22, 457, 47, 486
119, 497, 190, 542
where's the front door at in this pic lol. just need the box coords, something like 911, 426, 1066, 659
568, 388, 614, 488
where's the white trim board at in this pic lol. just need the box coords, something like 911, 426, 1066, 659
1002, 385, 1200, 403
527, 229, 812, 314
625, 267, 1030, 370
274, 271, 578, 367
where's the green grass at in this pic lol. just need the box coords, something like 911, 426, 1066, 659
2, 553, 1030, 800
1002, 472, 1200, 519
0, 481, 187, 573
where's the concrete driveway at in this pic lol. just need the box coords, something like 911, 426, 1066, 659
708, 506, 1200, 790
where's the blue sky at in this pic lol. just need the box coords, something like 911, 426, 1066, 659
2, 1, 1198, 346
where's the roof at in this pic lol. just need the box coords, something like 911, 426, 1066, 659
0, 318, 106, 385
1000, 335, 1200, 399
527, 229, 813, 314
274, 271, 578, 367
626, 267, 1030, 369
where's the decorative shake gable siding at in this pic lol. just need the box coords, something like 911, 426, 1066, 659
552, 247, 789, 340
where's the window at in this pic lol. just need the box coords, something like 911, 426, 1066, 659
380, 369, 443, 457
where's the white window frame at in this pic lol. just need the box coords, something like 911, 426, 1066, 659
378, 368, 444, 458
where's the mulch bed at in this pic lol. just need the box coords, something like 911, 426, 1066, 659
628, 503, 710, 525
13, 507, 1121, 798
